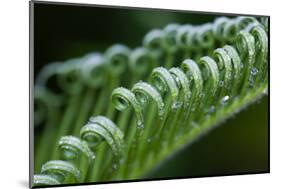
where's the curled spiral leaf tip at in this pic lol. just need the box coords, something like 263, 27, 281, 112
35, 62, 62, 87
223, 19, 237, 42
248, 25, 268, 56
213, 17, 230, 39
243, 21, 262, 33
81, 123, 121, 157
80, 126, 103, 148
132, 81, 165, 119
169, 67, 190, 109
260, 17, 268, 32
81, 53, 106, 88
105, 44, 131, 76
58, 58, 81, 74
41, 160, 81, 182
236, 30, 259, 90
89, 116, 124, 139
33, 174, 60, 186
213, 48, 232, 90
235, 16, 259, 31
222, 45, 243, 85
111, 87, 144, 129
199, 56, 219, 88
163, 23, 180, 52
176, 24, 192, 47
129, 47, 156, 75
58, 136, 95, 161
57, 58, 84, 95
80, 116, 124, 156
181, 59, 203, 94
143, 29, 164, 56
236, 31, 255, 64
185, 27, 198, 49
196, 23, 215, 48
247, 25, 268, 81
151, 67, 180, 110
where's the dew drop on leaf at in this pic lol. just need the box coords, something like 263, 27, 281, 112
263, 87, 268, 95
248, 67, 258, 87
137, 120, 144, 130
62, 150, 77, 160
172, 101, 182, 110
250, 67, 258, 76
220, 95, 229, 105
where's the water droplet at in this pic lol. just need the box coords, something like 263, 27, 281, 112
220, 95, 229, 105
263, 88, 268, 95
138, 95, 147, 105
219, 80, 224, 87
251, 67, 258, 76
147, 138, 152, 143
137, 120, 144, 130
62, 150, 77, 160
172, 101, 182, 110
240, 64, 244, 69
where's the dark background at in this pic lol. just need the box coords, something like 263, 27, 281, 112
33, 1, 268, 180
34, 3, 222, 76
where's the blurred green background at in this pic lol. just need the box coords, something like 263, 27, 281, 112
34, 2, 268, 180
147, 96, 268, 179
